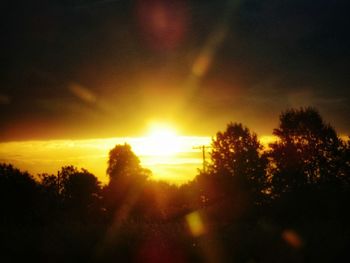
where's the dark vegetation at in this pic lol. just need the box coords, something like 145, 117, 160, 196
1, 108, 349, 262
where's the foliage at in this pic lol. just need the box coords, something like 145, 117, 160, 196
204, 123, 268, 206
103, 144, 151, 217
107, 143, 148, 181
268, 107, 346, 196
0, 163, 40, 222
338, 137, 350, 185
59, 166, 100, 200
1, 108, 350, 261
0, 163, 38, 192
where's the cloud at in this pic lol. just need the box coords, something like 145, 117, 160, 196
1, 0, 349, 140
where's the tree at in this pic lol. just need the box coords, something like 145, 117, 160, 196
107, 144, 147, 181
60, 166, 101, 213
337, 137, 350, 186
39, 173, 60, 197
103, 144, 150, 216
0, 163, 40, 222
39, 166, 102, 218
268, 107, 344, 196
199, 123, 268, 207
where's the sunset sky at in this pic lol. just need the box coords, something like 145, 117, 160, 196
0, 135, 211, 184
1, 0, 349, 182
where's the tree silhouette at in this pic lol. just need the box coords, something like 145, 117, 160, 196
39, 173, 60, 197
0, 163, 40, 223
38, 166, 102, 220
103, 144, 150, 216
59, 166, 101, 216
338, 137, 350, 186
107, 143, 148, 181
268, 107, 344, 196
197, 123, 268, 209
0, 108, 350, 262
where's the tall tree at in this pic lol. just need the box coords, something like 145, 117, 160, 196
268, 107, 344, 196
107, 144, 147, 181
103, 144, 150, 215
200, 123, 267, 206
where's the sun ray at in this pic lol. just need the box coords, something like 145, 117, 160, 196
141, 123, 181, 156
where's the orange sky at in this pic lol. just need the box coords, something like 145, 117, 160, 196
1, 1, 349, 185
0, 135, 281, 185
2, 1, 349, 142
0, 136, 211, 185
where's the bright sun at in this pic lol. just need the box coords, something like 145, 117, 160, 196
140, 123, 181, 156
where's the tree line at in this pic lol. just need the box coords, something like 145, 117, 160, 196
1, 107, 349, 262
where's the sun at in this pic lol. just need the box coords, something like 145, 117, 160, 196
141, 123, 181, 156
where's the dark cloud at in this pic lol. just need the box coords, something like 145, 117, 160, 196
1, 0, 349, 141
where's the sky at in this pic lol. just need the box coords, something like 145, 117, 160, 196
0, 136, 211, 184
0, 134, 276, 184
1, 0, 349, 141
1, 0, 350, 182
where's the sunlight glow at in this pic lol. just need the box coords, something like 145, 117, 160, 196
0, 135, 211, 185
0, 132, 295, 185
137, 123, 181, 156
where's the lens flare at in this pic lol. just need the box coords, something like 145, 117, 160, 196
186, 211, 206, 237
282, 229, 303, 249
135, 0, 189, 51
